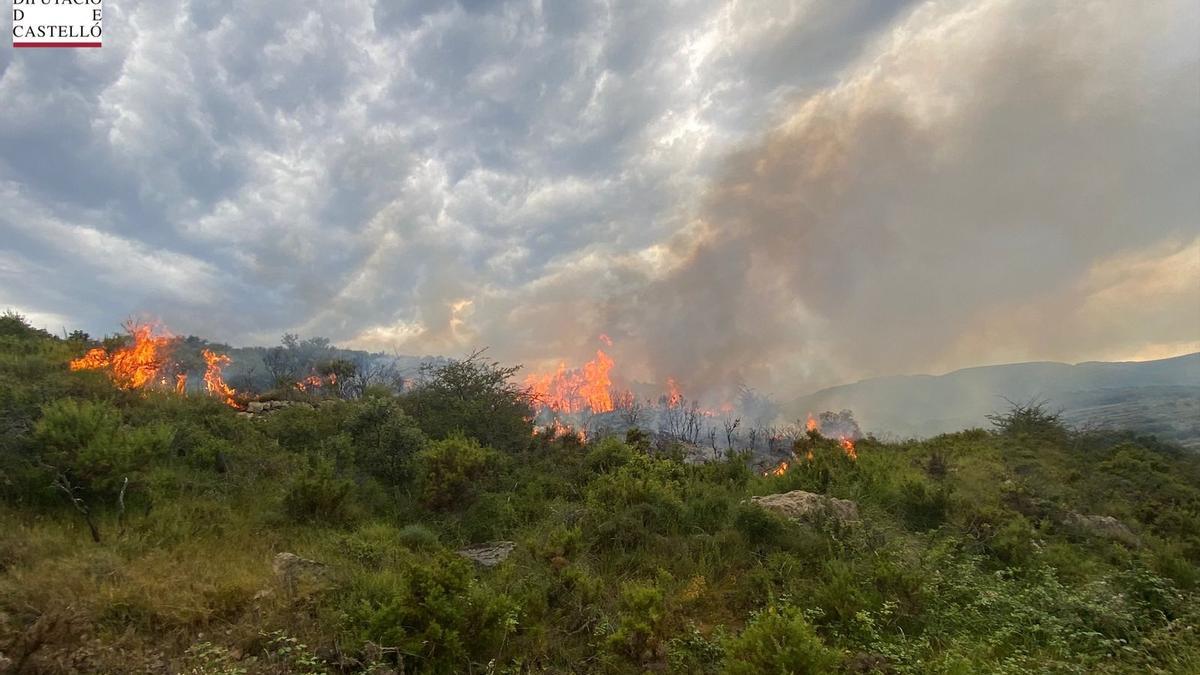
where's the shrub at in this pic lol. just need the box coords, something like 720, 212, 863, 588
605, 581, 668, 665
401, 351, 534, 453
282, 461, 354, 523
583, 436, 635, 474
898, 479, 950, 531
338, 551, 518, 674
723, 605, 839, 674
396, 523, 441, 551
413, 435, 498, 510
346, 395, 428, 485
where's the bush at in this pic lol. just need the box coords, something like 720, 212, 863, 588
401, 351, 534, 453
346, 395, 428, 485
34, 398, 173, 499
898, 479, 950, 531
414, 435, 498, 510
337, 551, 518, 674
282, 461, 354, 523
605, 581, 668, 665
723, 605, 839, 674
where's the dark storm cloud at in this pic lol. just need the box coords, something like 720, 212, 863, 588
1, 0, 1191, 399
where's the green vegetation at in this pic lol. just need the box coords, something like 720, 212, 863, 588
1, 312, 1198, 673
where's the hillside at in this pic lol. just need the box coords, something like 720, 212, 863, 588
2, 313, 1199, 673
789, 353, 1200, 448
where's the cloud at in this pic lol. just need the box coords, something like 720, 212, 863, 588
0, 0, 1193, 400
564, 0, 1199, 397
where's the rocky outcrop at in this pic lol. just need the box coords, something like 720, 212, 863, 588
1064, 513, 1140, 547
237, 399, 314, 419
749, 490, 860, 525
272, 552, 329, 593
456, 541, 516, 568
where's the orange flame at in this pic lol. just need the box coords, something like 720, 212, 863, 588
295, 373, 337, 392
202, 349, 240, 408
69, 322, 172, 390
806, 413, 818, 433
666, 377, 683, 408
839, 437, 858, 461
806, 448, 814, 462
525, 349, 615, 414
534, 418, 587, 442
175, 373, 188, 395
764, 460, 789, 477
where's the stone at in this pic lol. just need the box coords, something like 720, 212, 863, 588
272, 552, 329, 592
1065, 513, 1140, 547
749, 490, 860, 525
247, 401, 267, 413
456, 541, 516, 568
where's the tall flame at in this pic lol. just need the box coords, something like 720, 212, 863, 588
69, 322, 172, 390
202, 349, 240, 408
666, 377, 683, 408
839, 437, 858, 461
525, 349, 615, 414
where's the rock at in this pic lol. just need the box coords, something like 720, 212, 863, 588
247, 401, 267, 413
1065, 513, 1141, 547
749, 490, 860, 525
456, 541, 516, 568
272, 552, 329, 592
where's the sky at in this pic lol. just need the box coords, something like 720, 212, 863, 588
1, 0, 1198, 399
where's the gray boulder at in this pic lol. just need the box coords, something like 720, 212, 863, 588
457, 541, 516, 568
750, 490, 860, 525
272, 552, 330, 593
1065, 513, 1140, 547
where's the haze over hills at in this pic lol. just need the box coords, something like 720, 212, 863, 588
789, 353, 1200, 449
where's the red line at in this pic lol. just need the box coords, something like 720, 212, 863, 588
13, 42, 102, 48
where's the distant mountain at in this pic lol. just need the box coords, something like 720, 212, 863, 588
788, 353, 1200, 449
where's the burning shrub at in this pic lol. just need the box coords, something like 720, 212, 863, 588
722, 605, 839, 675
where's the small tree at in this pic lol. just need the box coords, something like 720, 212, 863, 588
402, 349, 534, 453
987, 398, 1066, 439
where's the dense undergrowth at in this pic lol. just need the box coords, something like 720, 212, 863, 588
1, 313, 1198, 673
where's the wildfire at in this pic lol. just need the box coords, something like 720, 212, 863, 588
764, 460, 789, 477
839, 437, 858, 461
296, 373, 337, 392
666, 377, 683, 407
805, 412, 858, 461
175, 373, 188, 395
534, 418, 587, 442
69, 322, 172, 390
525, 348, 615, 414
202, 349, 240, 409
